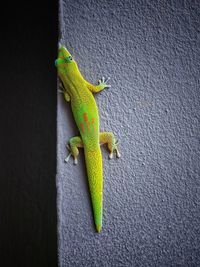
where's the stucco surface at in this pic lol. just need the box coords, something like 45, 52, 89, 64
57, 0, 200, 266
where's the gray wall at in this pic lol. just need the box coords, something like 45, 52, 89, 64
57, 0, 200, 266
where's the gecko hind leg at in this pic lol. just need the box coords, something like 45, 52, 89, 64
99, 132, 120, 159
65, 136, 83, 165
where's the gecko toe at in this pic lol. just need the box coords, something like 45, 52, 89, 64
108, 153, 113, 159
116, 149, 121, 158
64, 152, 72, 163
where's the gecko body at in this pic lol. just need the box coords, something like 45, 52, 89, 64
55, 46, 120, 232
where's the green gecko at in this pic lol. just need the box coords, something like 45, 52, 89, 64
55, 45, 120, 233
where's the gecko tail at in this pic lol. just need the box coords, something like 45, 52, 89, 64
96, 224, 102, 233
84, 146, 103, 233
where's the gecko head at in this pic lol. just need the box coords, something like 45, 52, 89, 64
55, 45, 78, 74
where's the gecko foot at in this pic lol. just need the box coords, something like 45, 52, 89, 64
98, 77, 111, 89
109, 149, 120, 159
58, 80, 65, 93
108, 140, 120, 159
64, 144, 78, 165
99, 132, 120, 160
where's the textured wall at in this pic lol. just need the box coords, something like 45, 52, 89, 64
57, 0, 200, 266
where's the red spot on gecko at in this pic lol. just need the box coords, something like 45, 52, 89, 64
80, 123, 84, 133
86, 122, 90, 130
83, 113, 88, 121
91, 118, 96, 132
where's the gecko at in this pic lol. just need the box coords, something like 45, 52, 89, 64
55, 45, 120, 233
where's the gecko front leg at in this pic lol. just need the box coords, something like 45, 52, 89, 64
58, 80, 71, 102
85, 77, 111, 93
65, 136, 83, 164
99, 132, 120, 159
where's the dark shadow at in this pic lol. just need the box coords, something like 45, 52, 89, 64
0, 1, 58, 266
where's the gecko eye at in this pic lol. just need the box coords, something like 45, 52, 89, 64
65, 55, 73, 63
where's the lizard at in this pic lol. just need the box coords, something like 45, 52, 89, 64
55, 45, 120, 233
